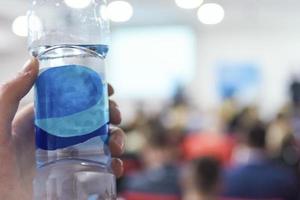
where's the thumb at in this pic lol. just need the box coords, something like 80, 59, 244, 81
0, 58, 39, 134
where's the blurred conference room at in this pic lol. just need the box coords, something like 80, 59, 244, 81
1, 0, 300, 199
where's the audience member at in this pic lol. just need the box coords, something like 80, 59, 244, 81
223, 122, 299, 200
120, 127, 181, 200
266, 113, 292, 157
181, 157, 221, 200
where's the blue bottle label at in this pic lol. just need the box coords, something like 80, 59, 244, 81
34, 65, 109, 150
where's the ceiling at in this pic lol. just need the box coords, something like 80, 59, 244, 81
2, 0, 300, 25
1, 0, 300, 55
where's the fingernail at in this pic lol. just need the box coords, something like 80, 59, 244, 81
22, 58, 34, 72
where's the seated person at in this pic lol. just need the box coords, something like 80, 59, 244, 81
181, 156, 221, 200
222, 122, 299, 200
120, 128, 181, 200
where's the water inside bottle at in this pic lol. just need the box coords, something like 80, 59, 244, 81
33, 44, 116, 200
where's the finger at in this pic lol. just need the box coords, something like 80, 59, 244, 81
12, 104, 35, 171
0, 58, 38, 143
12, 104, 34, 140
111, 158, 124, 178
108, 83, 114, 96
109, 127, 126, 157
109, 100, 121, 125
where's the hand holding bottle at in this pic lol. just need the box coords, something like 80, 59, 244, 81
0, 58, 125, 200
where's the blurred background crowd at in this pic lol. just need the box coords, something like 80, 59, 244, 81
1, 0, 300, 199
117, 80, 300, 200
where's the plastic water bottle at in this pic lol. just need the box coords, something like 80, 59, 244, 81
27, 0, 115, 199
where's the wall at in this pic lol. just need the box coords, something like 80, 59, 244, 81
191, 20, 300, 119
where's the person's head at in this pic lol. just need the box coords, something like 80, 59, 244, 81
246, 122, 267, 149
141, 126, 174, 169
182, 157, 221, 200
228, 106, 259, 134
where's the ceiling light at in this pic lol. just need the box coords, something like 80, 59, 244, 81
28, 14, 42, 32
175, 0, 203, 9
12, 16, 28, 37
100, 5, 109, 20
64, 0, 92, 9
106, 1, 133, 22
197, 3, 225, 25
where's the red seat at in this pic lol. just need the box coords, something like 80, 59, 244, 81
121, 192, 180, 200
182, 132, 235, 165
